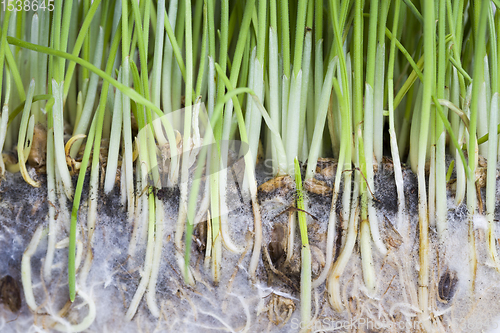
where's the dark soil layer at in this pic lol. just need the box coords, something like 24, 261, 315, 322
0, 162, 499, 332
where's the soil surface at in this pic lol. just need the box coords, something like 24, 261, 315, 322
1, 162, 500, 332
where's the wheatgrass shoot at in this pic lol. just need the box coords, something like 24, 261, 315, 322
3, 0, 500, 331
415, 1, 434, 328
486, 1, 500, 268
466, 0, 489, 292
386, 0, 405, 233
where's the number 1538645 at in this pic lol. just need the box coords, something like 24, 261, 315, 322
2, 0, 54, 12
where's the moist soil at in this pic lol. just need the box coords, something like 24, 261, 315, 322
1, 160, 500, 332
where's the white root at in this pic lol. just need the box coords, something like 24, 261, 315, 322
327, 174, 358, 312
125, 188, 154, 321
246, 159, 263, 279
285, 212, 296, 264
52, 289, 96, 333
234, 294, 251, 333
417, 153, 431, 331
312, 129, 350, 288
53, 237, 84, 275
209, 166, 222, 283
128, 164, 146, 264
146, 197, 166, 318
197, 308, 238, 333
21, 225, 44, 312
44, 127, 57, 281
360, 204, 376, 295
174, 180, 195, 285
311, 190, 339, 288
487, 94, 499, 268
78, 149, 100, 287
219, 148, 244, 254
174, 99, 198, 285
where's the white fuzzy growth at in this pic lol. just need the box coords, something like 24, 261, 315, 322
473, 214, 488, 231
